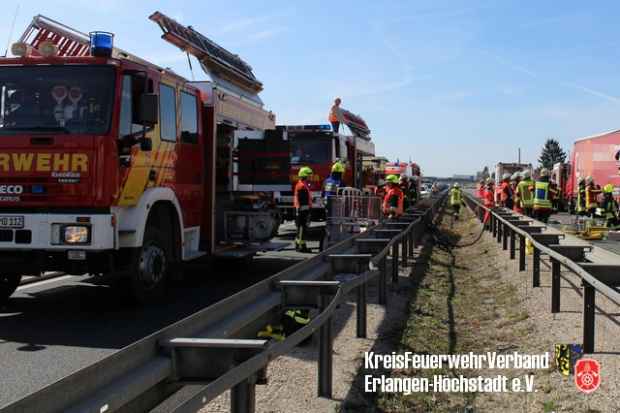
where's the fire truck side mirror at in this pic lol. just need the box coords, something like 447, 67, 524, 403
138, 93, 158, 126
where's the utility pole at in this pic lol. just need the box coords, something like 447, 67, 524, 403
518, 148, 521, 164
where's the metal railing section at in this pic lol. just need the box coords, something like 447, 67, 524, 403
1, 195, 448, 413
464, 193, 620, 354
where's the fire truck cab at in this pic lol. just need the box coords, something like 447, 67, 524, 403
273, 124, 375, 221
0, 13, 282, 303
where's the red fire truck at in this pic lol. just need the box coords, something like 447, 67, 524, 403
273, 122, 376, 221
0, 13, 286, 303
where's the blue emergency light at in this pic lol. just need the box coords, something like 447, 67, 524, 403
89, 31, 114, 57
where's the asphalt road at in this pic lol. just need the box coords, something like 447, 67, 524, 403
0, 222, 319, 409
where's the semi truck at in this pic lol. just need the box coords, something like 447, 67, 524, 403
0, 13, 286, 303
563, 129, 620, 211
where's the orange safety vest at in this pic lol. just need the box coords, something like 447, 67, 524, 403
294, 180, 312, 210
383, 186, 404, 215
328, 105, 339, 123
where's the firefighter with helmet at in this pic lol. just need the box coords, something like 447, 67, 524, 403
600, 184, 619, 227
576, 176, 586, 215
499, 172, 513, 209
511, 172, 523, 213
294, 166, 313, 252
585, 176, 601, 217
531, 168, 557, 223
449, 182, 464, 220
322, 160, 345, 217
517, 170, 534, 217
383, 175, 404, 218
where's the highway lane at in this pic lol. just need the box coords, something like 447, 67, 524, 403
0, 222, 317, 408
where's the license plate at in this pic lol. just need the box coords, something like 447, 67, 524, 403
0, 216, 24, 229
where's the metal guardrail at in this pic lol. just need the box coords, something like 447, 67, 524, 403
464, 193, 620, 354
1, 195, 447, 413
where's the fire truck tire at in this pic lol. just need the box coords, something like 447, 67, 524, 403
0, 273, 21, 305
130, 226, 170, 303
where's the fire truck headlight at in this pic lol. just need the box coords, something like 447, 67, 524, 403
63, 226, 91, 244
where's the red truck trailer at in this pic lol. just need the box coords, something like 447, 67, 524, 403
565, 129, 620, 210
0, 13, 285, 303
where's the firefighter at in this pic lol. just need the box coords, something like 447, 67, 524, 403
512, 172, 523, 213
328, 97, 343, 133
585, 176, 601, 217
409, 175, 420, 206
549, 178, 559, 211
482, 178, 495, 225
294, 166, 313, 253
449, 182, 464, 220
576, 177, 586, 215
499, 172, 513, 209
322, 160, 345, 217
383, 174, 404, 218
517, 170, 534, 217
600, 184, 619, 227
477, 179, 485, 199
532, 168, 557, 223
399, 175, 410, 211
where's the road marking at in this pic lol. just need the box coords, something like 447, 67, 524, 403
16, 275, 75, 291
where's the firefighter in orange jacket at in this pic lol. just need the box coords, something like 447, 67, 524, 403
294, 167, 313, 252
383, 174, 404, 218
482, 178, 495, 224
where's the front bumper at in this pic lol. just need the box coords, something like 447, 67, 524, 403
0, 212, 115, 251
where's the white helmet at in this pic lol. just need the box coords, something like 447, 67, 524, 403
502, 172, 511, 180
539, 168, 549, 178
521, 170, 531, 179
586, 176, 593, 184
577, 176, 584, 184
510, 172, 519, 181
453, 182, 460, 188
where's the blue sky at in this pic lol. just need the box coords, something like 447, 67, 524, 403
2, 0, 620, 176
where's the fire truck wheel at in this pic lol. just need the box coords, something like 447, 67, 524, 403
0, 273, 21, 305
131, 227, 169, 303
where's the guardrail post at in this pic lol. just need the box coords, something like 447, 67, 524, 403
392, 241, 400, 284
583, 281, 596, 353
519, 235, 526, 271
497, 221, 502, 243
532, 247, 540, 287
379, 257, 387, 305
408, 227, 415, 258
402, 232, 409, 267
551, 258, 561, 313
509, 229, 516, 259
231, 377, 256, 413
318, 293, 333, 398
502, 223, 508, 250
492, 214, 497, 236
357, 283, 367, 338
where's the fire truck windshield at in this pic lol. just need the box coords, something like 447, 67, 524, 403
0, 65, 114, 135
290, 135, 331, 165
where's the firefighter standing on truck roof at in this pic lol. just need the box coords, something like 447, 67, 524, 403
531, 168, 557, 223
383, 175, 404, 218
322, 160, 345, 217
585, 176, 602, 217
328, 97, 344, 133
294, 167, 313, 253
517, 170, 534, 217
